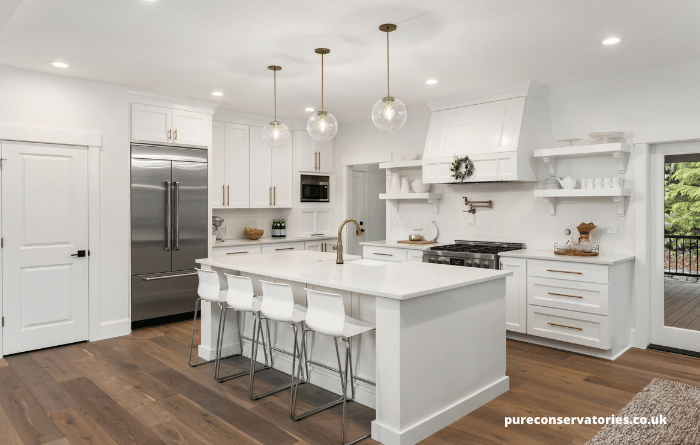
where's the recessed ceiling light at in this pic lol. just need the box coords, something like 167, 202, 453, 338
425, 79, 438, 85
49, 61, 68, 68
212, 91, 223, 96
603, 37, 620, 45
305, 107, 315, 112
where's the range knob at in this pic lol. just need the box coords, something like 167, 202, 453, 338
466, 261, 473, 267
438, 257, 450, 265
472, 261, 480, 268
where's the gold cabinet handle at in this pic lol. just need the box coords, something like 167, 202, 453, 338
274, 186, 276, 206
500, 262, 503, 270
546, 269, 582, 275
311, 233, 324, 236
275, 247, 295, 251
222, 185, 225, 205
174, 129, 178, 141
318, 152, 321, 170
227, 251, 248, 255
168, 129, 172, 141
547, 322, 583, 331
548, 292, 583, 299
227, 185, 230, 206
322, 243, 326, 252
269, 187, 272, 206
373, 252, 393, 256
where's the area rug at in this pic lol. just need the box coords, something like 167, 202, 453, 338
587, 378, 700, 444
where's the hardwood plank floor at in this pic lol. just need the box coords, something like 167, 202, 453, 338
1, 321, 699, 445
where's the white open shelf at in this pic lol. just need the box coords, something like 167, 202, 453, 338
534, 188, 631, 216
378, 159, 423, 169
379, 193, 442, 213
534, 142, 631, 176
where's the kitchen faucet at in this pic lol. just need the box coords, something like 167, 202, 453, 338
336, 219, 362, 264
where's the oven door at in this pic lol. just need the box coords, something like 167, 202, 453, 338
301, 182, 329, 202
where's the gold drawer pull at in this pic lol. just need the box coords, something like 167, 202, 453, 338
276, 247, 295, 251
227, 251, 248, 255
548, 292, 583, 299
373, 252, 393, 256
311, 233, 324, 236
547, 322, 583, 331
547, 269, 582, 275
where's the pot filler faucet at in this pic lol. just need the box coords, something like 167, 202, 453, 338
336, 219, 362, 264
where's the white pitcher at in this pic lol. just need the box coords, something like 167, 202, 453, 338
400, 176, 410, 194
387, 171, 402, 194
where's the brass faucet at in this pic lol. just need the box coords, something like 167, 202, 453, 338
336, 219, 362, 264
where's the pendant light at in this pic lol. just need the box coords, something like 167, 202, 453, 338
262, 65, 290, 148
371, 23, 407, 132
307, 48, 338, 141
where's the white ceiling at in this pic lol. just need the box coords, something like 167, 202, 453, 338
1, 0, 699, 122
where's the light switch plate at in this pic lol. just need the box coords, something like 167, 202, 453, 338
391, 218, 398, 227
601, 225, 619, 236
405, 219, 411, 228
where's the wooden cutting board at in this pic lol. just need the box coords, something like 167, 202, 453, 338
396, 240, 437, 245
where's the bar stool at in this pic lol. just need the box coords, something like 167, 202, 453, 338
214, 274, 273, 382
250, 280, 309, 402
189, 269, 227, 368
291, 288, 376, 445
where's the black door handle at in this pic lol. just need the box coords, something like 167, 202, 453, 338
71, 250, 87, 258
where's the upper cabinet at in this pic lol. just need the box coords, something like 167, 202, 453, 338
249, 126, 293, 208
131, 103, 211, 147
422, 81, 544, 184
212, 122, 249, 208
298, 131, 332, 173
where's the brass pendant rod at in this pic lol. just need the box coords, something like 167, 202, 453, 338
321, 52, 324, 111
386, 30, 390, 97
273, 69, 277, 121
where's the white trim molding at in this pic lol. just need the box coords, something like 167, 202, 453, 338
0, 123, 111, 358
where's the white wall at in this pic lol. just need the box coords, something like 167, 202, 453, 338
0, 66, 130, 334
334, 59, 700, 255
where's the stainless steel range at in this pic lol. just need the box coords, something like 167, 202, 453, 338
423, 240, 526, 269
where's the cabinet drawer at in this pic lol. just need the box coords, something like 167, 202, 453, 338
527, 259, 608, 284
363, 246, 407, 262
407, 250, 424, 262
527, 305, 610, 350
261, 242, 305, 254
213, 245, 262, 257
527, 276, 609, 316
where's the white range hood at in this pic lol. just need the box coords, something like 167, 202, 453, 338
422, 81, 545, 183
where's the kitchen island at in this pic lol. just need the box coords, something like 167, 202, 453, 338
196, 250, 511, 445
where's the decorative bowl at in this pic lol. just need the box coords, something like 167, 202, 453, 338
244, 227, 264, 240
411, 179, 431, 193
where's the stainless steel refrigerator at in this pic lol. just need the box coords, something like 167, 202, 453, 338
131, 144, 208, 324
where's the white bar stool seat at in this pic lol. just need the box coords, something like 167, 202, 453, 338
250, 280, 310, 403
214, 274, 273, 382
189, 269, 227, 368
291, 288, 375, 445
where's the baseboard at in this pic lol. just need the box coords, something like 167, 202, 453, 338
371, 377, 509, 445
93, 318, 131, 341
506, 331, 630, 361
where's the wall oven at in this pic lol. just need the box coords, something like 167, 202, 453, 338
301, 175, 329, 202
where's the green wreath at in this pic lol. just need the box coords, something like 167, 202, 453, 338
450, 155, 474, 182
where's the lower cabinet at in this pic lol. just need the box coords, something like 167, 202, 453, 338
261, 242, 305, 254
362, 246, 408, 262
212, 245, 262, 258
304, 240, 335, 252
501, 257, 527, 334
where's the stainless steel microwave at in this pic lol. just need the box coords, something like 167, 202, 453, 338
301, 175, 329, 202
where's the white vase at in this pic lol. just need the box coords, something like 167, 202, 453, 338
400, 177, 410, 194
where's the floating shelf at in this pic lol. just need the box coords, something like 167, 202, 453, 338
379, 192, 442, 213
378, 159, 423, 169
534, 188, 631, 216
534, 142, 631, 176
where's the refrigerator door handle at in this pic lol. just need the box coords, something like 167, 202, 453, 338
142, 271, 198, 281
173, 181, 180, 251
165, 181, 172, 251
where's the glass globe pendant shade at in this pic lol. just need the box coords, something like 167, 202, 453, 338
307, 111, 338, 142
262, 121, 290, 148
371, 96, 407, 132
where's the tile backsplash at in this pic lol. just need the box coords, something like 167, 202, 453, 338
212, 208, 294, 240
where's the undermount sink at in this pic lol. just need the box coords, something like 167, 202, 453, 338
344, 259, 388, 267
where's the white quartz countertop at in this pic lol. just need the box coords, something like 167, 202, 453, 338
196, 250, 511, 300
213, 236, 336, 248
499, 249, 635, 266
359, 240, 450, 251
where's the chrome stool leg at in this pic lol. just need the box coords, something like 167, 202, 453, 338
250, 321, 307, 400
215, 310, 270, 382
189, 298, 218, 367
339, 337, 371, 445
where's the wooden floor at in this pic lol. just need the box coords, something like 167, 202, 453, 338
664, 277, 700, 330
1, 322, 700, 445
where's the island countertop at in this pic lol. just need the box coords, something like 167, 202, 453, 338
196, 250, 511, 300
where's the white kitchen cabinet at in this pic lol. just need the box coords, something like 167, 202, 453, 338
298, 131, 332, 173
249, 126, 292, 208
261, 242, 304, 254
500, 257, 527, 334
305, 240, 335, 252
299, 208, 333, 236
362, 246, 408, 262
407, 250, 424, 262
212, 122, 249, 208
212, 245, 262, 258
131, 103, 210, 147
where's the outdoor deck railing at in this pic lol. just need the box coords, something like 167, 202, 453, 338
665, 235, 700, 277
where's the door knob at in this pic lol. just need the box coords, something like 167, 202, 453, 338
71, 250, 88, 257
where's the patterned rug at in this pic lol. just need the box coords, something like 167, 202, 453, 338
587, 379, 700, 444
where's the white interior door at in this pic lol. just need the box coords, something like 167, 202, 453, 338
651, 141, 700, 352
2, 141, 89, 355
348, 169, 367, 255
